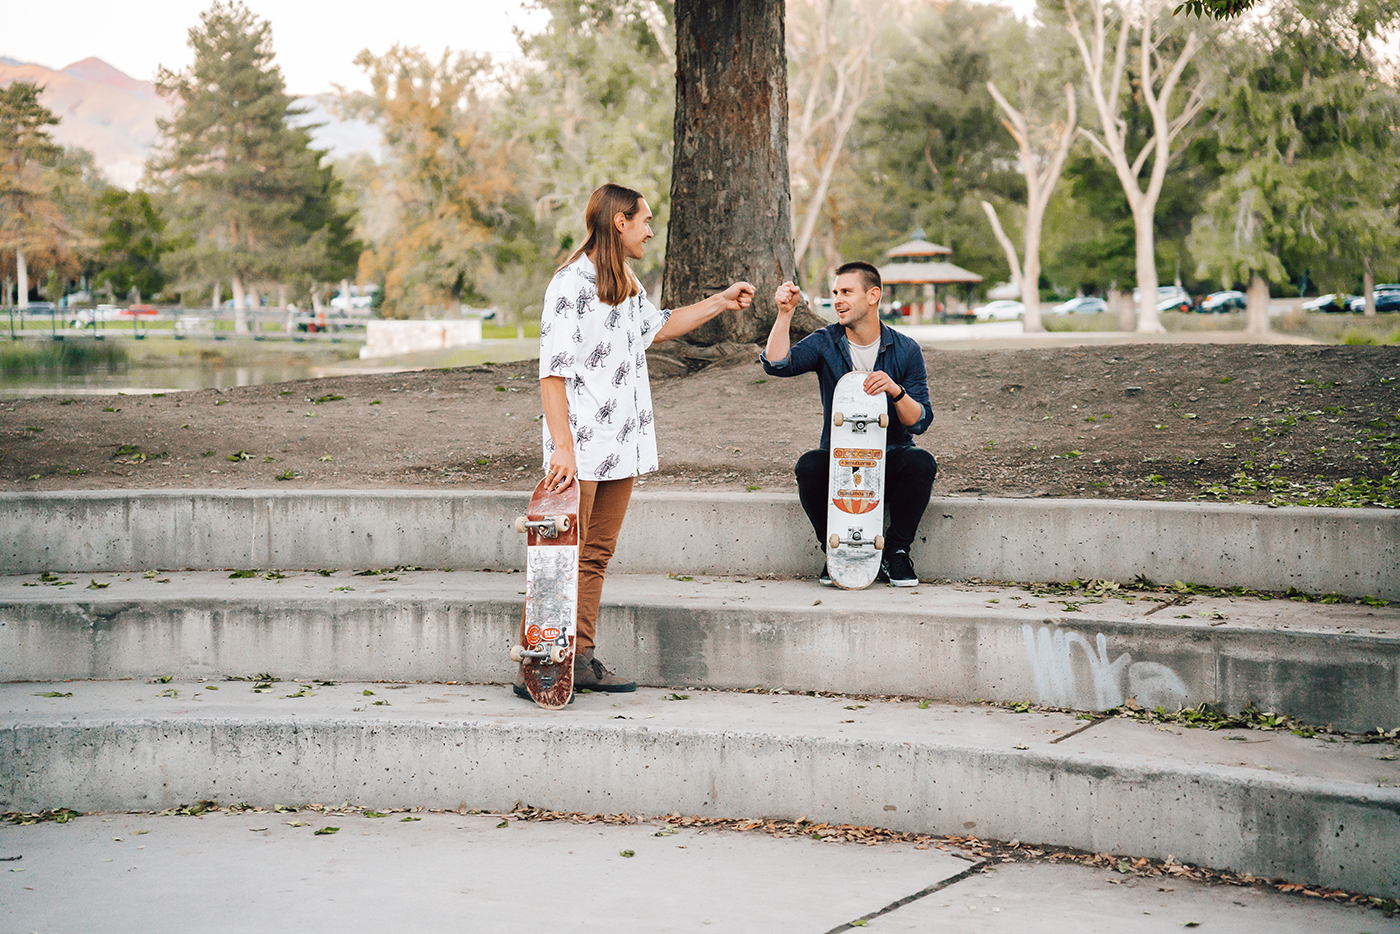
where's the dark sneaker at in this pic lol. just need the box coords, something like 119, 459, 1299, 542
818, 563, 833, 586
882, 549, 919, 587
574, 649, 636, 693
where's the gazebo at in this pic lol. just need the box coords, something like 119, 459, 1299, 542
878, 237, 983, 323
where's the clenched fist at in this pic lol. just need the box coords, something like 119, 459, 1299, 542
775, 280, 801, 316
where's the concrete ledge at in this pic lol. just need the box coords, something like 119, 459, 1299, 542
3, 573, 1396, 731
2, 684, 1396, 896
3, 491, 1397, 599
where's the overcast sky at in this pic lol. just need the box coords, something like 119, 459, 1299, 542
4, 0, 550, 94
5, 0, 1042, 95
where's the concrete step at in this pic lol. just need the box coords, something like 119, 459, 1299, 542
3, 680, 1397, 897
3, 571, 1397, 731
8, 810, 1397, 934
5, 490, 1397, 600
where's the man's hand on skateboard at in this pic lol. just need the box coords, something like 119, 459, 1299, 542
863, 370, 902, 398
546, 447, 576, 492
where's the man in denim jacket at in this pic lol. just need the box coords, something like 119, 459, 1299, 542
760, 261, 937, 585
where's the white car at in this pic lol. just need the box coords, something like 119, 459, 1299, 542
972, 300, 1024, 320
68, 304, 122, 327
1050, 296, 1107, 314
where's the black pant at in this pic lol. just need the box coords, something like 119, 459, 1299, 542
795, 446, 937, 555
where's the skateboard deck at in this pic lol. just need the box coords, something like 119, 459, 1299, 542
827, 371, 888, 590
511, 477, 579, 709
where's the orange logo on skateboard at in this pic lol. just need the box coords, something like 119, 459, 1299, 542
542, 627, 561, 641
526, 624, 543, 647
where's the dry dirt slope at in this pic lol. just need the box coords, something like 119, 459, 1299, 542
1, 343, 1397, 508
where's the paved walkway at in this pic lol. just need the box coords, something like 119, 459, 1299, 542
2, 809, 1392, 933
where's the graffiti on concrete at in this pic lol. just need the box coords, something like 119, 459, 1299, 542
1021, 624, 1190, 711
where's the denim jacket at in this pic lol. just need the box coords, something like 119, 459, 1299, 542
760, 322, 933, 450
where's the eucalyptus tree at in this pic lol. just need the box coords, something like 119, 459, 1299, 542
1065, 0, 1209, 332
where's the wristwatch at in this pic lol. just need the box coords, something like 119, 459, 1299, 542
892, 387, 907, 403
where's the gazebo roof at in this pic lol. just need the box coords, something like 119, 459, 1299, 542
879, 260, 983, 285
885, 239, 953, 258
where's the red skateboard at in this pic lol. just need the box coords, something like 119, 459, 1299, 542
511, 477, 579, 709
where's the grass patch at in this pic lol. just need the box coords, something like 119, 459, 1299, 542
0, 339, 128, 374
482, 322, 541, 340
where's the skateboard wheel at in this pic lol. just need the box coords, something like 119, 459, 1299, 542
829, 533, 840, 550
878, 414, 889, 429
510, 645, 526, 663
548, 645, 566, 664
874, 534, 885, 550
554, 515, 569, 532
514, 516, 527, 534
833, 412, 844, 427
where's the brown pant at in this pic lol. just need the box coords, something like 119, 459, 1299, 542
519, 477, 634, 655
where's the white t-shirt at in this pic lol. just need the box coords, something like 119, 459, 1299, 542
849, 335, 879, 372
538, 254, 671, 481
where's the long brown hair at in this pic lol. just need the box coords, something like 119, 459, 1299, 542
560, 183, 643, 307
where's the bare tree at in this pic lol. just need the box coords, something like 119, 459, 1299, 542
787, 0, 883, 284
1065, 0, 1206, 332
980, 81, 1077, 333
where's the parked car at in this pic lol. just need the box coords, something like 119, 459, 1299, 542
972, 300, 1024, 320
24, 301, 56, 312
121, 304, 159, 317
1156, 294, 1194, 313
1302, 293, 1355, 314
1049, 296, 1107, 314
69, 304, 122, 327
1347, 291, 1400, 313
1199, 290, 1246, 313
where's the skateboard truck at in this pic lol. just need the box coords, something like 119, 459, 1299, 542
514, 515, 571, 538
829, 530, 885, 551
511, 635, 569, 664
832, 411, 889, 431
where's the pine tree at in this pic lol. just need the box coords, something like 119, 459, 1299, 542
148, 1, 333, 331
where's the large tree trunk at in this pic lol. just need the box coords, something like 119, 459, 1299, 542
16, 250, 28, 310
664, 0, 820, 355
1245, 274, 1270, 336
1363, 261, 1376, 317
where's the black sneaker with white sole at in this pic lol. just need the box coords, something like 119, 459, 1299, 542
881, 549, 919, 587
818, 563, 833, 586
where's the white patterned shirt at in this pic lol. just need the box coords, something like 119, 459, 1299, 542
538, 253, 671, 480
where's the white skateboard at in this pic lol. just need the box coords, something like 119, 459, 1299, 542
826, 371, 887, 589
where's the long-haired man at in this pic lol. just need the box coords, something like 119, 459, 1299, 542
516, 182, 755, 698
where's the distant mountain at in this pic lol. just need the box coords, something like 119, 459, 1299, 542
0, 56, 380, 189
0, 56, 168, 188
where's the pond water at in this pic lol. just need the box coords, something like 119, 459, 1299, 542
0, 363, 328, 398
0, 339, 542, 398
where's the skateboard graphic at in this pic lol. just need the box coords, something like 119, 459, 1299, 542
826, 371, 888, 590
511, 477, 579, 709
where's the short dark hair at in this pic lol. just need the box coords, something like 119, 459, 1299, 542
835, 261, 881, 294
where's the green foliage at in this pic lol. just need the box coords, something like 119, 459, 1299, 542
843, 2, 1026, 280
339, 46, 511, 316
94, 189, 171, 302
0, 82, 71, 286
1189, 0, 1400, 294
492, 0, 676, 310
149, 1, 343, 312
